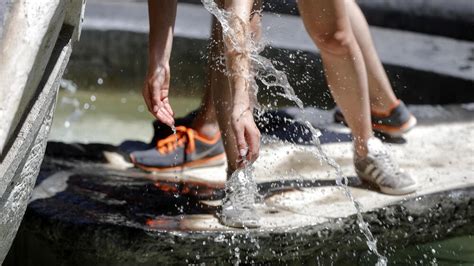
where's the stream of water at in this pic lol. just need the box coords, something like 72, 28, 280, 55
201, 0, 387, 264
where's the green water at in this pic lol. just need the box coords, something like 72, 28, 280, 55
50, 84, 201, 144
387, 235, 474, 265
350, 235, 474, 265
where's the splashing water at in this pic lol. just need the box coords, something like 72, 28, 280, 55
170, 125, 180, 175
59, 79, 83, 128
201, 0, 303, 109
305, 122, 387, 265
201, 0, 387, 264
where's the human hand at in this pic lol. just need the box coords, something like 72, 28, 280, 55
231, 103, 261, 168
142, 65, 175, 126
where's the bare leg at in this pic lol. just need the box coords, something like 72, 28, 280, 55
190, 55, 220, 138
298, 0, 372, 156
346, 0, 398, 114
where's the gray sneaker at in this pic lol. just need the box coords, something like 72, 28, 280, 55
354, 138, 417, 195
335, 100, 417, 137
220, 170, 260, 228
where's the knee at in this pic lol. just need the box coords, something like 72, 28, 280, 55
312, 29, 356, 56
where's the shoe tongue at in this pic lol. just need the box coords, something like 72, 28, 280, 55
367, 137, 386, 155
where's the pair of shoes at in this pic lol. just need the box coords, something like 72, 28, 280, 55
354, 138, 418, 195
334, 100, 417, 137
130, 126, 225, 172
219, 170, 260, 228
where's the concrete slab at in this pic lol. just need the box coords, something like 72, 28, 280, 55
7, 105, 473, 264
0, 0, 14, 40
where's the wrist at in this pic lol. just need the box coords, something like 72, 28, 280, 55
147, 61, 169, 75
232, 101, 252, 118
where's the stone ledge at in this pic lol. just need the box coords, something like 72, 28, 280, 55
6, 181, 474, 264
0, 24, 78, 263
5, 105, 474, 264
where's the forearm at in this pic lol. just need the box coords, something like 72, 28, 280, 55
223, 0, 254, 111
147, 0, 177, 70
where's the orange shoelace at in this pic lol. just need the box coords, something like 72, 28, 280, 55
156, 126, 196, 154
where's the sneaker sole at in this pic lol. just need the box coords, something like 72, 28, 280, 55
356, 169, 418, 195
372, 115, 417, 138
134, 153, 226, 173
335, 113, 417, 138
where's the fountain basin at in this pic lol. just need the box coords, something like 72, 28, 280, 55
5, 105, 474, 264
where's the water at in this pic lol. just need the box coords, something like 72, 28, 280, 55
51, 84, 200, 144
59, 79, 83, 129
201, 0, 386, 264
170, 125, 180, 175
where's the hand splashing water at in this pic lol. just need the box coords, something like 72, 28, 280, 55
202, 0, 387, 264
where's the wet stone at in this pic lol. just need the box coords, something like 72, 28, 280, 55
6, 106, 474, 264
6, 155, 474, 263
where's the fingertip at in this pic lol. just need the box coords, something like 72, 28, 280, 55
164, 104, 174, 116
239, 148, 248, 157
167, 118, 175, 127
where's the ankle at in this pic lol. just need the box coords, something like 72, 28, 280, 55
353, 135, 374, 158
192, 121, 219, 138
371, 99, 400, 116
354, 143, 369, 158
191, 108, 219, 138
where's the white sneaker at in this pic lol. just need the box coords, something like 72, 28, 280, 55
219, 170, 260, 228
354, 138, 417, 195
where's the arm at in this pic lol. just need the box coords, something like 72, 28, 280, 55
224, 0, 261, 166
143, 0, 177, 126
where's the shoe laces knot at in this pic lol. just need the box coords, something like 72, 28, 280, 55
373, 148, 400, 176
156, 126, 196, 154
